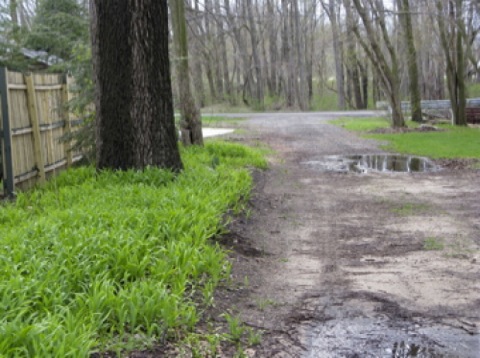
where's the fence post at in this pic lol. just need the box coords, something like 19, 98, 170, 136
25, 73, 46, 184
61, 75, 73, 167
0, 67, 15, 197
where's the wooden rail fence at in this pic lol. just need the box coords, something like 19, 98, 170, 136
1, 68, 82, 197
376, 98, 480, 124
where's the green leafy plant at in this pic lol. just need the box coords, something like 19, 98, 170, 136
246, 327, 262, 346
0, 141, 266, 356
255, 298, 276, 311
222, 314, 246, 342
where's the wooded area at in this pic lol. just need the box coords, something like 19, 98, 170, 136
0, 0, 479, 169
178, 0, 479, 117
1, 1, 478, 114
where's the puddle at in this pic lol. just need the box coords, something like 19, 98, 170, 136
303, 318, 478, 358
303, 155, 438, 173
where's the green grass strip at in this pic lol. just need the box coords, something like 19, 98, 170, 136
330, 117, 480, 159
0, 141, 266, 357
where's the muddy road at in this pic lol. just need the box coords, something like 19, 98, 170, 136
220, 112, 480, 357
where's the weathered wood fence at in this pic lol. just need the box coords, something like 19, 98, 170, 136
0, 68, 82, 197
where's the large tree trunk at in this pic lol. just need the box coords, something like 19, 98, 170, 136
170, 0, 203, 146
399, 0, 423, 122
91, 0, 182, 171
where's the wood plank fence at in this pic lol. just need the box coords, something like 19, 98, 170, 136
376, 98, 480, 124
0, 67, 82, 197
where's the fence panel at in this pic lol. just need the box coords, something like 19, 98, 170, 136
1, 68, 81, 197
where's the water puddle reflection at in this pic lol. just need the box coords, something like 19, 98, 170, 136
303, 155, 438, 173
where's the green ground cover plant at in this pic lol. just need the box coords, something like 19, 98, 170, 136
0, 141, 266, 357
330, 117, 480, 159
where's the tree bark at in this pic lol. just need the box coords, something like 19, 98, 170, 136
170, 0, 203, 146
190, 0, 206, 107
246, 0, 264, 109
91, 0, 182, 171
203, 0, 217, 102
281, 0, 294, 107
293, 0, 308, 110
326, 0, 345, 110
266, 0, 278, 96
215, 0, 232, 102
225, 0, 253, 105
399, 0, 423, 122
344, 0, 363, 109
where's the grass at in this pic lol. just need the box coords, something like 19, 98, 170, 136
201, 116, 245, 127
391, 202, 433, 216
371, 126, 480, 159
330, 117, 480, 159
330, 117, 392, 132
467, 82, 480, 97
0, 141, 266, 357
424, 237, 445, 251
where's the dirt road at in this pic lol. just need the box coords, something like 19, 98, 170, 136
221, 112, 480, 357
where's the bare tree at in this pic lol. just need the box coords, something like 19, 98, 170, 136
246, 0, 264, 109
351, 0, 405, 127
323, 0, 346, 109
436, 0, 467, 126
399, 0, 422, 122
170, 0, 203, 146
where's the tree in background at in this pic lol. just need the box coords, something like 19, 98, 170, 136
351, 0, 405, 128
26, 0, 88, 62
0, 1, 33, 70
399, 0, 422, 123
436, 0, 467, 126
323, 0, 345, 110
170, 0, 203, 146
90, 0, 182, 171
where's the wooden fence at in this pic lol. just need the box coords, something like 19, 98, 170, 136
0, 67, 82, 197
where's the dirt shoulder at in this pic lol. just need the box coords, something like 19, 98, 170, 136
219, 113, 480, 357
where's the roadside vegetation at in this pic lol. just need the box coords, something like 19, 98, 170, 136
0, 141, 266, 357
330, 117, 480, 159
